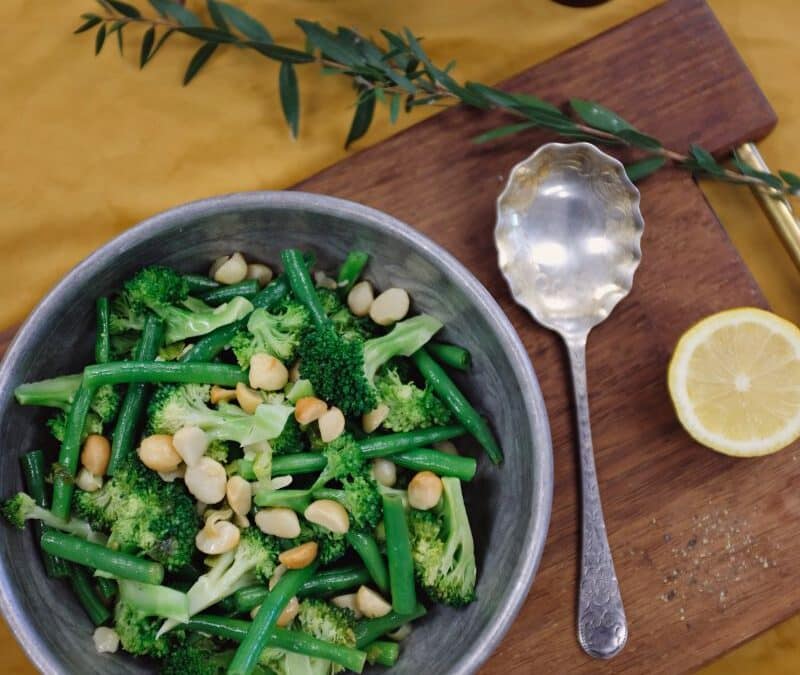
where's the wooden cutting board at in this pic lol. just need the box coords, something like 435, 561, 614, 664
0, 0, 789, 672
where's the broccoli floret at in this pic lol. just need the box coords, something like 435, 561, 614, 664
110, 331, 140, 360
123, 265, 253, 343
270, 416, 306, 456
160, 638, 234, 675
47, 409, 104, 443
316, 474, 382, 531
159, 527, 280, 636
230, 302, 310, 367
73, 455, 199, 570
375, 367, 452, 432
299, 315, 442, 417
109, 291, 146, 335
296, 598, 357, 675
147, 384, 293, 447
408, 477, 477, 607
15, 374, 120, 424
2, 492, 98, 539
115, 601, 185, 658
315, 288, 343, 316
289, 521, 347, 566
205, 439, 232, 464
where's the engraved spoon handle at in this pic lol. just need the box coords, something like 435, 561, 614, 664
566, 334, 628, 659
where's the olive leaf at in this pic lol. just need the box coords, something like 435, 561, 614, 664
346, 93, 376, 148
625, 157, 666, 182
183, 43, 218, 85
279, 62, 300, 138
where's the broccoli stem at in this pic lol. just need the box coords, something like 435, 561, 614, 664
391, 448, 477, 481
346, 531, 389, 594
51, 384, 94, 519
381, 495, 417, 614
14, 373, 83, 409
228, 562, 319, 675
357, 425, 466, 459
21, 451, 68, 579
199, 279, 260, 305
181, 274, 294, 363
281, 249, 329, 327
354, 604, 427, 649
67, 564, 111, 626
118, 579, 189, 622
183, 274, 220, 293
83, 361, 247, 388
95, 297, 111, 364
412, 348, 503, 464
427, 341, 472, 371
234, 565, 372, 612
186, 614, 368, 673
337, 250, 369, 296
95, 576, 117, 603
40, 531, 164, 585
108, 315, 164, 475
364, 640, 400, 667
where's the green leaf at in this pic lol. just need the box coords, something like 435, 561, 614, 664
183, 43, 218, 85
214, 1, 272, 43
207, 0, 229, 31
345, 92, 376, 148
106, 0, 140, 17
625, 157, 666, 182
296, 20, 360, 65
615, 128, 662, 151
140, 26, 155, 67
473, 122, 538, 144
464, 82, 519, 108
689, 144, 725, 176
509, 92, 562, 115
279, 62, 300, 138
779, 170, 800, 191
246, 42, 315, 64
150, 28, 174, 60
389, 93, 400, 124
733, 153, 784, 190
75, 15, 102, 34
177, 26, 238, 43
95, 24, 107, 55
148, 0, 202, 26
570, 98, 634, 134
115, 22, 124, 54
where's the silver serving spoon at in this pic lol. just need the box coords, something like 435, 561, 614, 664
495, 142, 643, 659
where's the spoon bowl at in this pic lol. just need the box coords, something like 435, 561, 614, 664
495, 142, 644, 659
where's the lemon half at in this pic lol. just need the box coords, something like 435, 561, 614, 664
668, 307, 800, 457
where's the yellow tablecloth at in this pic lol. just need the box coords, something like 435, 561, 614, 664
1, 0, 798, 672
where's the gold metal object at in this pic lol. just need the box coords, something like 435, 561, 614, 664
736, 142, 800, 272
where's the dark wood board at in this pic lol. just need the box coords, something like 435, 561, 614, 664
0, 0, 788, 673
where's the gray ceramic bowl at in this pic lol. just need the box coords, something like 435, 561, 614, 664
0, 192, 553, 675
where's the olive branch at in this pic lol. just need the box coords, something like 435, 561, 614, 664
77, 0, 800, 198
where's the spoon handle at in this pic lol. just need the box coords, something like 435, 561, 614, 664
566, 336, 628, 659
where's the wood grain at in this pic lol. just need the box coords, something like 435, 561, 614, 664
0, 1, 787, 673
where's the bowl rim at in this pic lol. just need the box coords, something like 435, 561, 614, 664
0, 190, 553, 675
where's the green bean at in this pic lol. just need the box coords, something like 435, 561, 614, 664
199, 279, 260, 305
391, 448, 477, 481
346, 531, 389, 594
270, 454, 326, 477
358, 425, 465, 459
234, 566, 372, 612
337, 251, 369, 296
95, 297, 111, 364
96, 576, 117, 604
40, 531, 164, 585
427, 341, 471, 371
381, 495, 416, 614
354, 604, 427, 648
51, 384, 94, 519
181, 275, 293, 363
186, 614, 367, 673
83, 361, 246, 389
281, 249, 328, 326
365, 640, 400, 666
67, 564, 111, 626
108, 316, 164, 475
184, 274, 219, 293
228, 563, 318, 675
21, 451, 68, 578
412, 348, 502, 464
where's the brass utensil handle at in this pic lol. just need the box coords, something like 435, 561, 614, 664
566, 334, 628, 659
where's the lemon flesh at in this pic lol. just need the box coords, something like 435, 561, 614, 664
668, 307, 800, 457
